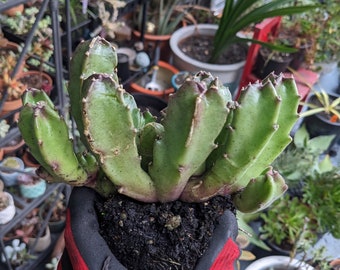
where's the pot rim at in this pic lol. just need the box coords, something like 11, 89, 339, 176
170, 24, 246, 71
244, 255, 314, 270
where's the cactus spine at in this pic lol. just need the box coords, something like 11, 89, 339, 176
18, 37, 300, 213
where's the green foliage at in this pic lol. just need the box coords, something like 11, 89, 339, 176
261, 151, 340, 257
260, 195, 318, 252
0, 7, 52, 36
272, 124, 335, 183
211, 0, 317, 63
303, 170, 340, 239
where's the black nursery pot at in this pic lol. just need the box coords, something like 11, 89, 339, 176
253, 47, 293, 79
59, 187, 240, 270
132, 93, 168, 121
289, 43, 310, 70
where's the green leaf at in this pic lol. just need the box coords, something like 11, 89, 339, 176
307, 135, 335, 154
293, 124, 309, 148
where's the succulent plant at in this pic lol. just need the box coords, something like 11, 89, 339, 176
18, 37, 300, 213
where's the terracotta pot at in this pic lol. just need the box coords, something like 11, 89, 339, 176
0, 72, 28, 116
0, 39, 26, 76
2, 4, 24, 17
2, 137, 25, 155
0, 96, 22, 117
133, 30, 172, 62
129, 61, 179, 100
22, 150, 40, 168
17, 70, 54, 96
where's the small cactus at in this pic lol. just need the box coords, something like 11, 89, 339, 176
18, 37, 300, 213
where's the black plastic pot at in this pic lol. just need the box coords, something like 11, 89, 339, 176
132, 93, 167, 121
253, 47, 293, 79
289, 42, 312, 70
59, 187, 240, 270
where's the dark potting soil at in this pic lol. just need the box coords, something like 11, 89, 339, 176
96, 194, 235, 270
178, 34, 248, 65
19, 73, 52, 92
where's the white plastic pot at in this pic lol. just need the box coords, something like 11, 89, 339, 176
244, 255, 314, 270
169, 24, 246, 93
0, 192, 16, 224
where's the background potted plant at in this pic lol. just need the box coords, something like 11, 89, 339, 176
131, 0, 188, 61
299, 0, 340, 92
0, 37, 25, 78
39, 189, 69, 233
257, 125, 340, 263
170, 0, 316, 93
0, 6, 53, 42
300, 90, 340, 150
18, 37, 301, 269
0, 68, 27, 116
0, 156, 24, 187
271, 124, 335, 196
258, 167, 340, 265
5, 207, 52, 253
0, 179, 16, 224
17, 167, 47, 199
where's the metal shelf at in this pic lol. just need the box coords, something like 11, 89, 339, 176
0, 183, 71, 270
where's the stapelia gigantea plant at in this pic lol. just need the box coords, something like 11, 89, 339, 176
18, 37, 300, 213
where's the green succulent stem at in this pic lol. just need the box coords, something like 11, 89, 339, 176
18, 37, 300, 213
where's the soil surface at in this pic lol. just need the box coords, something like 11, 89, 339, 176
97, 194, 235, 270
19, 72, 52, 93
178, 34, 248, 64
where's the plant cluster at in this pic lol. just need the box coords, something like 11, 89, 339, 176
0, 69, 27, 101
286, 0, 340, 65
1, 239, 36, 267
4, 208, 41, 244
260, 195, 317, 254
261, 126, 340, 257
272, 124, 335, 186
0, 49, 22, 76
260, 166, 340, 256
0, 6, 53, 36
0, 119, 10, 138
41, 190, 67, 223
18, 37, 301, 214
